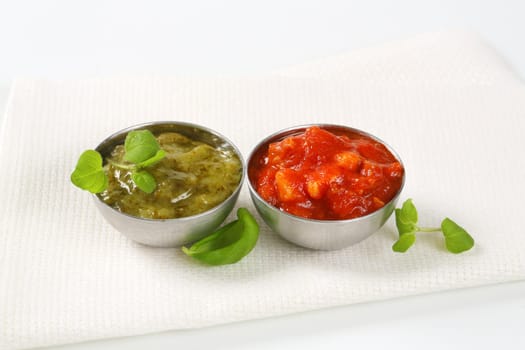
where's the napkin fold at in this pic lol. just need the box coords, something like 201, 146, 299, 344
1, 31, 525, 350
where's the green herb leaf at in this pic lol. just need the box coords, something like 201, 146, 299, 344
124, 130, 161, 164
392, 232, 416, 252
396, 198, 418, 232
184, 220, 241, 255
131, 170, 157, 194
182, 208, 260, 265
71, 150, 108, 193
441, 217, 475, 254
136, 149, 166, 169
392, 199, 419, 253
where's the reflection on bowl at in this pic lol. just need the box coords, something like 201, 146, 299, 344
247, 124, 405, 250
93, 121, 245, 247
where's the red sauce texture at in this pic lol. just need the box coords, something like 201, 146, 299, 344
253, 126, 404, 220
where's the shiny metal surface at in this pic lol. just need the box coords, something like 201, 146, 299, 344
93, 121, 244, 247
247, 124, 405, 250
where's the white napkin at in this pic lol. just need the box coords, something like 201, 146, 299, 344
1, 31, 525, 350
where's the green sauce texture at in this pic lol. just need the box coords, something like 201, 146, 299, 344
99, 132, 242, 219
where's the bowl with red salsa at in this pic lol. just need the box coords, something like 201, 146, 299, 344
247, 124, 405, 250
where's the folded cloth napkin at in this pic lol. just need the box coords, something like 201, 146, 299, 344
1, 31, 524, 350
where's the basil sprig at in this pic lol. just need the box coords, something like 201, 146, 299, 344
393, 199, 474, 254
71, 130, 166, 194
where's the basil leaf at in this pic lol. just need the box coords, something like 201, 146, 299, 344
441, 217, 475, 254
131, 170, 157, 194
398, 199, 418, 227
392, 233, 416, 252
184, 220, 241, 254
136, 149, 166, 169
71, 150, 108, 193
395, 207, 417, 236
392, 199, 419, 253
124, 130, 161, 164
182, 208, 260, 265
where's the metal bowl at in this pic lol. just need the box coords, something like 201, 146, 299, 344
93, 121, 244, 247
247, 124, 405, 250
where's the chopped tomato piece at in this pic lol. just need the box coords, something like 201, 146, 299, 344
334, 151, 362, 171
305, 179, 326, 200
305, 165, 342, 199
275, 168, 306, 202
268, 135, 304, 168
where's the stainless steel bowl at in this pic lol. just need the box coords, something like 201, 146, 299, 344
247, 124, 405, 250
93, 121, 244, 247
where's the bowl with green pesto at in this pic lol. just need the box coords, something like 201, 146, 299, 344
77, 121, 245, 247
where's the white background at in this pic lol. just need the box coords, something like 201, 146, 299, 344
1, 1, 524, 349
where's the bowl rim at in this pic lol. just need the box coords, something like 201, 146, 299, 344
246, 123, 405, 225
92, 120, 246, 223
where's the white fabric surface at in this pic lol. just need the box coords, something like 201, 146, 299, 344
1, 31, 525, 350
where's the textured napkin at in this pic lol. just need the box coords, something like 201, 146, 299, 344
1, 31, 525, 350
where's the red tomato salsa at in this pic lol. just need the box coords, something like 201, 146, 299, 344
252, 126, 404, 220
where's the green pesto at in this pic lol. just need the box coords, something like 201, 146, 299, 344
99, 132, 242, 219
